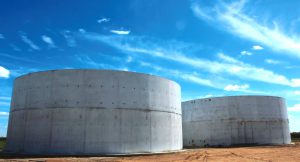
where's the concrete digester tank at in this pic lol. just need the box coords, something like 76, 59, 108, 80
182, 96, 291, 147
6, 69, 182, 155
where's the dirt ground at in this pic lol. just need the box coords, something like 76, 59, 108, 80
1, 142, 300, 162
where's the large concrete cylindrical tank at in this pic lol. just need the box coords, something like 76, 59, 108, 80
182, 96, 291, 147
6, 69, 182, 155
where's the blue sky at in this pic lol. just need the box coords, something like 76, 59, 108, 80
1, 0, 300, 136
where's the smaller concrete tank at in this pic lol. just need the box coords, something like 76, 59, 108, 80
182, 96, 291, 147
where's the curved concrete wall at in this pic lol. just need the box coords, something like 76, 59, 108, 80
182, 96, 291, 147
6, 70, 182, 155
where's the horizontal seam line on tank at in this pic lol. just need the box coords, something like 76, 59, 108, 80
10, 107, 182, 115
185, 119, 289, 122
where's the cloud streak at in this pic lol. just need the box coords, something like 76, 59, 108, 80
252, 45, 263, 50
20, 34, 40, 50
240, 50, 252, 56
41, 35, 56, 48
0, 66, 9, 78
288, 104, 300, 112
224, 84, 249, 91
110, 30, 130, 35
62, 30, 76, 47
79, 32, 300, 88
265, 59, 283, 65
97, 18, 110, 23
0, 34, 4, 39
191, 0, 300, 58
139, 61, 216, 88
0, 112, 9, 116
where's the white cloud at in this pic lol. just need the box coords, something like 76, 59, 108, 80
0, 53, 38, 64
180, 73, 214, 87
201, 94, 214, 98
139, 61, 215, 88
10, 44, 21, 51
252, 45, 264, 50
41, 35, 56, 48
139, 61, 266, 94
97, 18, 110, 23
265, 59, 283, 65
0, 101, 10, 106
119, 67, 129, 71
224, 84, 249, 91
218, 53, 240, 64
294, 91, 300, 95
0, 112, 9, 116
110, 30, 130, 35
62, 30, 76, 47
79, 28, 86, 33
80, 32, 300, 88
288, 114, 300, 132
0, 96, 10, 100
288, 104, 300, 112
20, 34, 40, 50
76, 55, 106, 68
291, 79, 300, 87
0, 66, 9, 78
0, 34, 4, 39
126, 56, 133, 63
240, 50, 252, 56
191, 1, 300, 58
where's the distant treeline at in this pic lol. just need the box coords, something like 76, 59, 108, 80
0, 133, 299, 141
291, 132, 300, 138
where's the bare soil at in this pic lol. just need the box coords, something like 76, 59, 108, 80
1, 142, 300, 162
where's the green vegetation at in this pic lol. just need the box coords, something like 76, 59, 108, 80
0, 137, 6, 150
291, 132, 300, 142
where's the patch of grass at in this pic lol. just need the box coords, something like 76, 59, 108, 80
291, 132, 300, 142
0, 137, 6, 150
292, 138, 300, 142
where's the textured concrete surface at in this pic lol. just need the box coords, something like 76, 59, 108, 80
182, 96, 291, 147
5, 69, 182, 155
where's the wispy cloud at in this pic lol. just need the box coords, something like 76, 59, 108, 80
9, 67, 40, 77
76, 54, 129, 71
252, 45, 263, 50
41, 35, 56, 48
199, 94, 214, 98
0, 53, 39, 64
110, 30, 130, 35
126, 56, 133, 63
0, 101, 10, 106
240, 50, 252, 56
0, 66, 9, 78
294, 91, 300, 95
76, 55, 107, 68
78, 28, 86, 33
139, 61, 263, 94
20, 34, 40, 50
0, 112, 9, 116
97, 18, 110, 23
10, 44, 21, 51
62, 30, 76, 47
0, 96, 10, 100
191, 0, 300, 58
139, 61, 215, 88
79, 32, 300, 88
0, 34, 4, 39
288, 104, 300, 112
224, 84, 249, 91
265, 59, 283, 65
